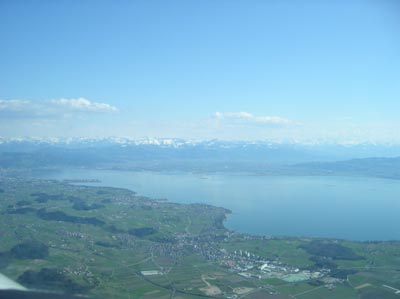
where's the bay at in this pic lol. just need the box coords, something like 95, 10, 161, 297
38, 169, 400, 241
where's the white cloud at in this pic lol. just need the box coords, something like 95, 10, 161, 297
0, 98, 118, 118
214, 111, 293, 125
0, 99, 31, 111
50, 98, 118, 112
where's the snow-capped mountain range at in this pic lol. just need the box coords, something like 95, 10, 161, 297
0, 136, 398, 147
1, 136, 400, 163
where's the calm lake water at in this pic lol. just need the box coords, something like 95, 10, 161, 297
38, 169, 400, 241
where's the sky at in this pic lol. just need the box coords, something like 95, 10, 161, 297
1, 0, 400, 143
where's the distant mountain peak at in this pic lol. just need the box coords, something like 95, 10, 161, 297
0, 136, 398, 151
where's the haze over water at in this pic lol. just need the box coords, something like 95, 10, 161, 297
39, 169, 400, 241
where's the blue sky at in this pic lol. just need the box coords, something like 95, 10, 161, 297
1, 0, 399, 142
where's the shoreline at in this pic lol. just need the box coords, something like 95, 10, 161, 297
54, 177, 400, 244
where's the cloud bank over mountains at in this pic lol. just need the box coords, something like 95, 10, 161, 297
0, 99, 397, 144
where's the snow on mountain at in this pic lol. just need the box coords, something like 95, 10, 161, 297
0, 136, 400, 162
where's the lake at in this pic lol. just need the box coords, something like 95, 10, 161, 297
38, 169, 400, 241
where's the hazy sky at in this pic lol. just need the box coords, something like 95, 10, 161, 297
1, 0, 400, 142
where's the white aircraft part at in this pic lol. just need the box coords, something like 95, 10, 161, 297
0, 273, 27, 291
